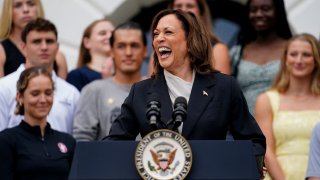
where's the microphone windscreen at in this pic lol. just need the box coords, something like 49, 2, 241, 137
174, 96, 187, 108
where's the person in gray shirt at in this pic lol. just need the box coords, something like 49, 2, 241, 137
73, 22, 147, 141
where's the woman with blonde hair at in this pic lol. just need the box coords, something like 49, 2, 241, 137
0, 0, 68, 79
255, 33, 320, 180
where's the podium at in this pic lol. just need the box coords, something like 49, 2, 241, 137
69, 140, 259, 180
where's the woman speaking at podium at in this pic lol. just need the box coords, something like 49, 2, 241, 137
106, 9, 266, 173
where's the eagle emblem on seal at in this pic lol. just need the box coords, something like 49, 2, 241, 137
149, 142, 179, 176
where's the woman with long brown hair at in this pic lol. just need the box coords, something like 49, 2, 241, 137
67, 19, 114, 91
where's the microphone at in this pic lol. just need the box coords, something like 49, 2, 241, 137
171, 96, 187, 131
146, 93, 161, 130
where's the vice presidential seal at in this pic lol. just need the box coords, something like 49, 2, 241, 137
135, 129, 192, 180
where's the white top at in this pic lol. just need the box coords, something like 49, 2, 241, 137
164, 69, 195, 104
0, 64, 80, 134
164, 69, 195, 133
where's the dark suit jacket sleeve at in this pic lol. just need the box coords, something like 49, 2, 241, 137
105, 83, 140, 140
228, 77, 266, 156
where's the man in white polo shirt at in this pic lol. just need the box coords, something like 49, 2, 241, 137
0, 18, 79, 134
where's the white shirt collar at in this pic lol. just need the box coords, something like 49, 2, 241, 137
164, 69, 195, 104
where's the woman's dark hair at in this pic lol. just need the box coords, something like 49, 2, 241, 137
150, 9, 216, 77
232, 0, 292, 77
237, 0, 292, 46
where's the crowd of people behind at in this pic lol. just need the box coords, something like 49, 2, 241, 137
0, 0, 319, 179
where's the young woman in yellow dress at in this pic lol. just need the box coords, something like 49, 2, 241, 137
255, 33, 320, 180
